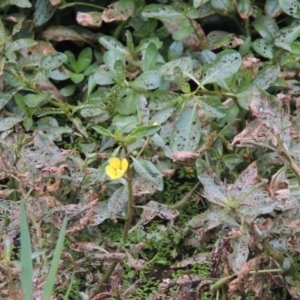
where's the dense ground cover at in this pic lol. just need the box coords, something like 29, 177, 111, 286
1, 0, 300, 299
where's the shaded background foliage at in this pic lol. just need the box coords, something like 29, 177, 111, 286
1, 0, 300, 299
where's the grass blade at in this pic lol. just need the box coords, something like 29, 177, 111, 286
42, 216, 68, 300
20, 200, 34, 300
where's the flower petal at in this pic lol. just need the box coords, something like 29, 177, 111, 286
106, 165, 118, 179
121, 158, 128, 172
114, 171, 124, 179
109, 157, 121, 170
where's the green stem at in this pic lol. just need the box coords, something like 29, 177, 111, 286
97, 148, 135, 291
113, 21, 128, 40
49, 100, 75, 115
58, 2, 106, 10
170, 182, 200, 210
122, 155, 134, 242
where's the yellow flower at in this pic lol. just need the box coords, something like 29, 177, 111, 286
105, 157, 128, 179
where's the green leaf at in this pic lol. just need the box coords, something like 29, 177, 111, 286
130, 70, 163, 90
228, 231, 250, 273
265, 0, 282, 17
150, 107, 174, 124
60, 85, 76, 97
34, 0, 56, 26
70, 72, 85, 84
160, 57, 193, 81
207, 31, 235, 50
116, 92, 138, 115
113, 59, 126, 81
197, 173, 228, 206
211, 0, 236, 14
41, 52, 67, 70
72, 117, 89, 139
125, 124, 160, 141
103, 49, 126, 73
42, 216, 68, 300
168, 41, 184, 61
253, 64, 280, 90
10, 0, 31, 8
236, 85, 260, 110
252, 16, 279, 39
142, 4, 193, 41
6, 38, 37, 53
65, 50, 78, 72
174, 66, 190, 93
142, 4, 183, 18
193, 0, 210, 9
0, 89, 18, 110
235, 0, 252, 19
0, 116, 24, 131
125, 30, 134, 54
170, 106, 201, 152
131, 157, 164, 191
137, 95, 149, 123
195, 96, 225, 118
252, 38, 274, 59
172, 25, 194, 40
151, 133, 173, 159
15, 93, 30, 115
0, 17, 7, 45
23, 93, 50, 108
290, 42, 300, 54
200, 50, 241, 85
276, 24, 300, 44
99, 35, 129, 55
20, 200, 34, 300
23, 116, 33, 131
108, 186, 128, 216
93, 68, 114, 85
92, 125, 115, 138
142, 42, 158, 72
77, 47, 93, 73
279, 0, 300, 18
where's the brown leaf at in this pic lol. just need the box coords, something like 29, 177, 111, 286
241, 55, 260, 79
29, 41, 56, 55
228, 261, 251, 294
183, 20, 207, 51
171, 253, 210, 268
70, 242, 108, 254
139, 201, 179, 225
49, 0, 61, 5
173, 150, 199, 163
102, 2, 134, 22
126, 252, 145, 271
41, 26, 87, 43
76, 12, 102, 28
35, 80, 67, 103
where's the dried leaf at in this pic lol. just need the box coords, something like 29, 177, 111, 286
139, 200, 179, 225
173, 150, 199, 162
126, 252, 145, 271
102, 0, 134, 22
76, 12, 102, 28
171, 253, 210, 268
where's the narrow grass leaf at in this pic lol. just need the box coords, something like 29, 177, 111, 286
42, 216, 68, 300
20, 200, 34, 300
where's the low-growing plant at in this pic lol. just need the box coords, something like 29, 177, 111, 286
2, 0, 300, 299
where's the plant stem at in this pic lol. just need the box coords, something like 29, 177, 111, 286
170, 182, 200, 210
122, 156, 134, 242
96, 148, 135, 293
113, 21, 128, 40
58, 2, 106, 10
